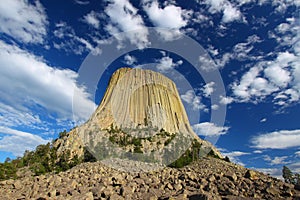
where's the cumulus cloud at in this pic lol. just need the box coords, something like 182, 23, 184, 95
232, 66, 278, 102
202, 0, 243, 23
143, 0, 189, 29
211, 104, 219, 110
156, 56, 183, 72
105, 0, 149, 49
192, 122, 229, 136
181, 90, 206, 111
222, 3, 242, 23
143, 0, 191, 41
202, 82, 215, 97
219, 96, 234, 105
0, 41, 96, 125
296, 151, 300, 157
232, 50, 299, 106
251, 129, 300, 149
0, 126, 50, 156
82, 11, 100, 29
0, 0, 48, 44
123, 54, 137, 65
264, 65, 291, 88
231, 15, 300, 108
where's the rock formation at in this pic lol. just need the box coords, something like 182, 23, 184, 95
54, 67, 222, 169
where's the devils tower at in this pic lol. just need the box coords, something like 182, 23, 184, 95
54, 67, 222, 171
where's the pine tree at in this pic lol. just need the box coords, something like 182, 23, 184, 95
282, 166, 295, 184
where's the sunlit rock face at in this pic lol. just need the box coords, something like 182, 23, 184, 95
93, 67, 194, 135
55, 67, 222, 168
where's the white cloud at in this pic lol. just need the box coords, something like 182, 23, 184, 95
0, 102, 50, 131
82, 11, 100, 29
212, 52, 233, 69
0, 0, 48, 44
198, 54, 218, 71
202, 82, 215, 97
105, 0, 149, 49
264, 65, 291, 88
224, 151, 249, 157
222, 151, 249, 165
222, 3, 242, 23
232, 66, 279, 102
254, 167, 283, 180
74, 0, 90, 5
295, 151, 300, 157
0, 126, 50, 156
213, 34, 262, 68
219, 95, 234, 105
143, 0, 192, 41
192, 122, 229, 136
0, 41, 96, 125
288, 161, 300, 173
251, 129, 300, 149
260, 118, 267, 123
181, 90, 206, 111
202, 0, 243, 23
156, 56, 183, 72
53, 22, 101, 55
143, 0, 189, 29
232, 50, 299, 106
263, 155, 290, 165
253, 150, 263, 154
211, 104, 219, 110
124, 54, 137, 65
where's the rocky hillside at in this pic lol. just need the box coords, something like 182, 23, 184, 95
1, 157, 299, 200
54, 67, 222, 169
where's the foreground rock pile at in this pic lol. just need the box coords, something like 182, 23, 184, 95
0, 157, 299, 200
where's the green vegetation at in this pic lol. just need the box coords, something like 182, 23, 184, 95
168, 139, 202, 168
0, 126, 226, 180
168, 139, 225, 168
0, 130, 96, 181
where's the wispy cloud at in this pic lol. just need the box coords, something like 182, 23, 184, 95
263, 155, 290, 165
104, 0, 149, 49
251, 129, 300, 149
0, 0, 48, 44
156, 55, 183, 72
82, 11, 100, 29
222, 150, 250, 166
192, 122, 229, 136
0, 126, 50, 156
181, 90, 206, 111
200, 0, 244, 23
53, 21, 101, 55
0, 41, 96, 126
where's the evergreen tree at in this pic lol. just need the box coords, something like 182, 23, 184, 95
282, 166, 295, 184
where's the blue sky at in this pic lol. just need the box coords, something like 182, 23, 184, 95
0, 0, 300, 178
